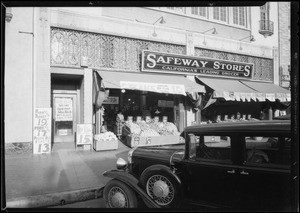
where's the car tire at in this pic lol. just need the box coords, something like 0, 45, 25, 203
140, 169, 182, 208
104, 179, 138, 208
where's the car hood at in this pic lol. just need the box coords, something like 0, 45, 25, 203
132, 144, 185, 163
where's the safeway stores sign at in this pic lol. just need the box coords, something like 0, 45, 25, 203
142, 50, 254, 80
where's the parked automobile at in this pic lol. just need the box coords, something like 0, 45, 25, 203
103, 120, 294, 211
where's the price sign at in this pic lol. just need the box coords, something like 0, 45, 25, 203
76, 124, 93, 145
136, 116, 142, 122
146, 137, 152, 144
154, 116, 159, 122
33, 108, 52, 154
127, 116, 133, 123
162, 116, 168, 123
145, 116, 151, 123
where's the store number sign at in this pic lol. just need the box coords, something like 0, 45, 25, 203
33, 108, 52, 154
76, 124, 93, 145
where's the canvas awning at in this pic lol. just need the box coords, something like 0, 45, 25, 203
196, 77, 290, 102
240, 80, 291, 102
196, 77, 258, 102
96, 70, 205, 96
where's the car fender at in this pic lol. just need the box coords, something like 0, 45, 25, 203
139, 164, 182, 188
103, 170, 161, 208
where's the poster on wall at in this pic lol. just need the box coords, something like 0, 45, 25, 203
33, 108, 52, 154
55, 97, 73, 121
76, 124, 93, 145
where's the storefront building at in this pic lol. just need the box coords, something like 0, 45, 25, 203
5, 5, 291, 153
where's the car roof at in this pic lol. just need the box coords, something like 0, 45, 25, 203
184, 120, 291, 134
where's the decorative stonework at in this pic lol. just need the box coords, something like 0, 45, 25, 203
195, 48, 273, 81
51, 27, 186, 71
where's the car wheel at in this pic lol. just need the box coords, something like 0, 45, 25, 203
140, 170, 182, 208
104, 179, 138, 208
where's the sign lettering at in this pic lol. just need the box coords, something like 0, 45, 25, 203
142, 50, 253, 80
33, 108, 52, 154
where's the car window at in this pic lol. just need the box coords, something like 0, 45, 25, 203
244, 136, 291, 166
195, 135, 232, 162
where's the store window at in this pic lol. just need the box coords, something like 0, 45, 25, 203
213, 7, 227, 22
191, 7, 207, 18
233, 7, 246, 26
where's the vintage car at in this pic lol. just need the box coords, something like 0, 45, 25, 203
103, 120, 295, 211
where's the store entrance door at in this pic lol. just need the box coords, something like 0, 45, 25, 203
53, 93, 77, 143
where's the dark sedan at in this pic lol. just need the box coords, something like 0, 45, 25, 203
103, 120, 295, 211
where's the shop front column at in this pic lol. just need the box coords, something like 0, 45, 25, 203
83, 68, 93, 124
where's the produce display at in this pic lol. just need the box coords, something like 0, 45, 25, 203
94, 131, 118, 141
123, 119, 180, 137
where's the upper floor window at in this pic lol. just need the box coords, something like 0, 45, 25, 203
213, 7, 227, 22
166, 7, 185, 14
191, 7, 207, 17
233, 7, 246, 26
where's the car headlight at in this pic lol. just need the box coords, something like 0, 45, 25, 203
128, 148, 136, 164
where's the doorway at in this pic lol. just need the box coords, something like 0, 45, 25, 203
53, 93, 77, 143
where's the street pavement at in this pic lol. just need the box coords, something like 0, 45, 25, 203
4, 139, 131, 208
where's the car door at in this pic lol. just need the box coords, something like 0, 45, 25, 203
236, 135, 292, 211
186, 134, 241, 208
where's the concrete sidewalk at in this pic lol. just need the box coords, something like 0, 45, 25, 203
4, 140, 130, 208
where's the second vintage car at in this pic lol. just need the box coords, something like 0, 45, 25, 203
103, 120, 294, 211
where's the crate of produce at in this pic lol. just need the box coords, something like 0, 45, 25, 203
93, 132, 118, 151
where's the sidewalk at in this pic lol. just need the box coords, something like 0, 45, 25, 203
4, 140, 131, 208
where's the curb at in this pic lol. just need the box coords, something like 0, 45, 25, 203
6, 186, 104, 208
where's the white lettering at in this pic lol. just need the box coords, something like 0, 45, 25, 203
146, 54, 156, 68
213, 61, 220, 69
191, 60, 200, 67
174, 58, 182, 65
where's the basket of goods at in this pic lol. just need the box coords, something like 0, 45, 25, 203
94, 131, 118, 151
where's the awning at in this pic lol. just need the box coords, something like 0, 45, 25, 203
96, 70, 205, 96
196, 76, 291, 102
196, 77, 257, 102
240, 81, 291, 102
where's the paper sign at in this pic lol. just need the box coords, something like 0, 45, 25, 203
136, 116, 142, 122
76, 124, 93, 145
145, 116, 151, 122
127, 116, 133, 122
154, 116, 159, 122
55, 97, 73, 121
163, 116, 168, 123
33, 108, 52, 154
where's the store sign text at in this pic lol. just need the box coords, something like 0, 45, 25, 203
142, 51, 253, 79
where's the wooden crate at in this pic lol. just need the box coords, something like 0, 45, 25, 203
93, 139, 118, 151
126, 135, 180, 148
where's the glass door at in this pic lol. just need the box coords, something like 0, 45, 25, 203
53, 93, 77, 143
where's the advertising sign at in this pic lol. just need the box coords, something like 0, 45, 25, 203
120, 81, 186, 96
33, 108, 52, 154
76, 124, 93, 145
142, 50, 253, 80
55, 97, 73, 121
103, 96, 119, 105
